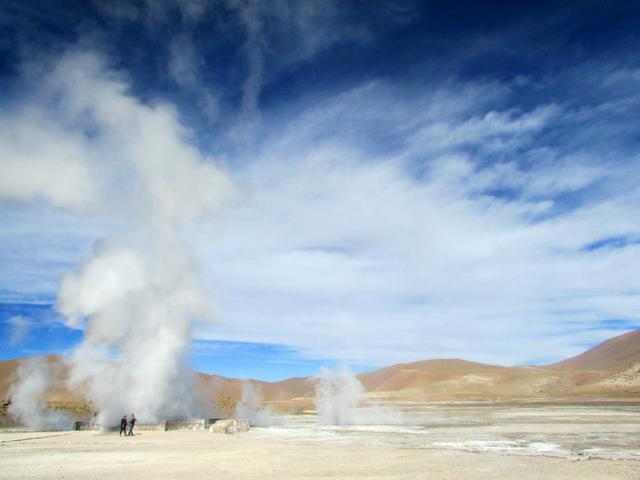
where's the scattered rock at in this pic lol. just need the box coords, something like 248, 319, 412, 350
209, 419, 250, 434
598, 362, 640, 386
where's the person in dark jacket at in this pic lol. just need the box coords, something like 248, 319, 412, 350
119, 415, 128, 436
127, 413, 137, 436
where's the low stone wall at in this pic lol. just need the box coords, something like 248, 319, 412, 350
78, 422, 166, 432
74, 418, 222, 432
73, 421, 93, 431
165, 419, 206, 431
0, 415, 21, 428
135, 422, 167, 431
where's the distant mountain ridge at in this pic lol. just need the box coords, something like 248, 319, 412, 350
1, 330, 639, 410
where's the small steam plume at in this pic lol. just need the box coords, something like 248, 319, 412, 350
234, 382, 282, 427
8, 358, 70, 430
314, 367, 404, 425
314, 366, 364, 425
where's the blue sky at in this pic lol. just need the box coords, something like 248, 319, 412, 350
1, 1, 640, 380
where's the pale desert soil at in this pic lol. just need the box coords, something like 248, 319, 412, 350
2, 404, 640, 479
0, 429, 637, 480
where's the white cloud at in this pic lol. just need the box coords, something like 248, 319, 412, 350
3, 51, 235, 225
168, 34, 219, 119
190, 80, 640, 366
0, 109, 97, 210
410, 105, 560, 154
7, 315, 34, 346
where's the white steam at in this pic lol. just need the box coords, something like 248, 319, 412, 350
234, 382, 282, 427
314, 367, 364, 425
3, 51, 235, 427
58, 240, 207, 425
8, 358, 70, 430
314, 367, 404, 425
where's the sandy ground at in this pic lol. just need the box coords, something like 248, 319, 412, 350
1, 404, 639, 479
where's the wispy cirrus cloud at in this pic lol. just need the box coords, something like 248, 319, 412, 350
191, 68, 640, 366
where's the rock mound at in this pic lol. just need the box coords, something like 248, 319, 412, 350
209, 419, 250, 434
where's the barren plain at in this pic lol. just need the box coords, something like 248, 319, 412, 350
2, 402, 639, 480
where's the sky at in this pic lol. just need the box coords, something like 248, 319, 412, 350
1, 0, 640, 381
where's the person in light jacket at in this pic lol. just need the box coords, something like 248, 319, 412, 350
127, 413, 137, 436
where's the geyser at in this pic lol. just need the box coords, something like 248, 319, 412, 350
314, 367, 405, 426
314, 367, 364, 425
234, 382, 282, 427
6, 51, 235, 427
8, 357, 70, 430
57, 240, 206, 425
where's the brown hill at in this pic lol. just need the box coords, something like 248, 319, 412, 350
353, 331, 640, 400
546, 330, 640, 373
0, 358, 20, 401
357, 359, 582, 400
359, 359, 507, 392
1, 330, 639, 412
0, 355, 85, 403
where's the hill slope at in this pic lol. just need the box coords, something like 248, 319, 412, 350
1, 330, 639, 409
547, 330, 640, 373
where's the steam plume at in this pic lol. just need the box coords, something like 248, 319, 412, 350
8, 358, 70, 430
57, 240, 207, 425
314, 367, 404, 425
234, 382, 282, 427
6, 51, 235, 427
314, 367, 364, 425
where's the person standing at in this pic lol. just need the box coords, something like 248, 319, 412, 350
119, 415, 128, 437
127, 413, 137, 436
